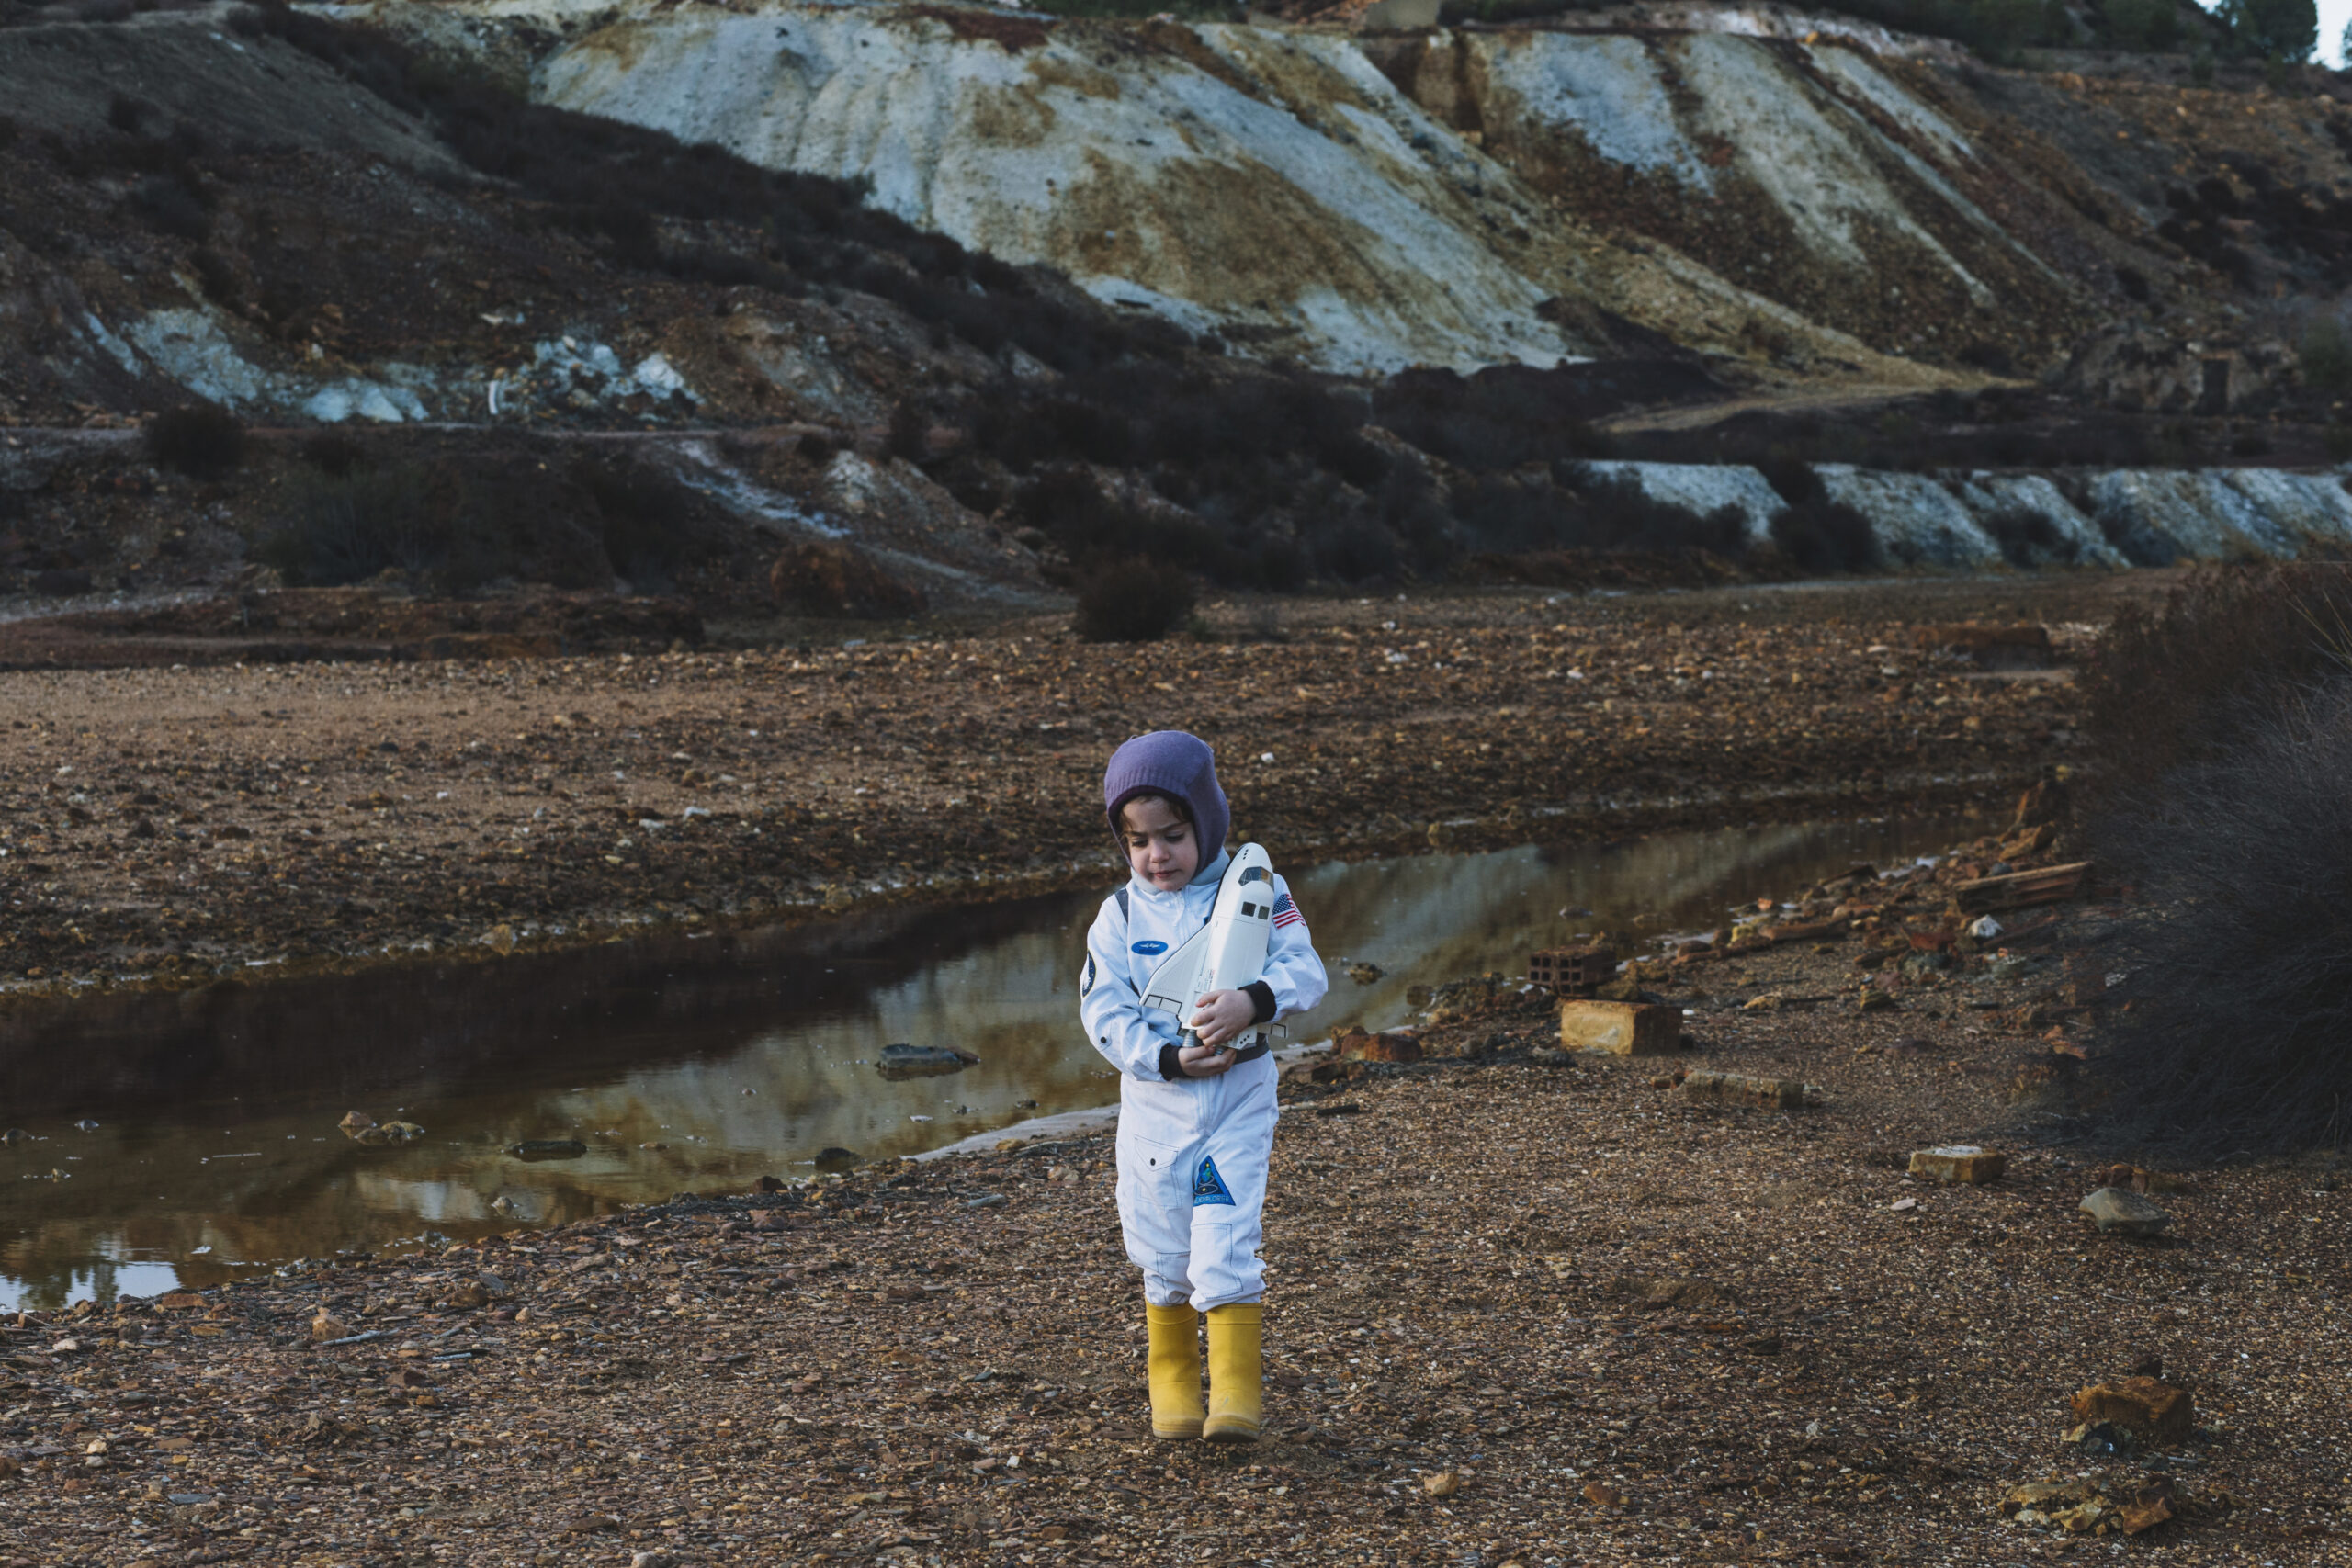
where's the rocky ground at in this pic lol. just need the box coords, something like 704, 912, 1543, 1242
2, 799, 2344, 1567
0, 572, 2155, 994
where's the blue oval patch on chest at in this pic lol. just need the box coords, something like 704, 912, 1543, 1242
1130, 940, 1168, 955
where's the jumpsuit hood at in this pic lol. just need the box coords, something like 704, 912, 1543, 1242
1103, 730, 1229, 863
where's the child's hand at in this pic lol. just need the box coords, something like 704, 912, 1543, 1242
1187, 989, 1257, 1050
1176, 1041, 1236, 1077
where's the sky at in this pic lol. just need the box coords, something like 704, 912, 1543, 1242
2322, 0, 2351, 67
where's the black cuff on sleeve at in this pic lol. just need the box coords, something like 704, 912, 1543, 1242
1158, 1043, 1186, 1082
1244, 981, 1277, 1024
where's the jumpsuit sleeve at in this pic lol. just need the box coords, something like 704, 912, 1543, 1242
1080, 893, 1178, 1081
1258, 873, 1329, 1020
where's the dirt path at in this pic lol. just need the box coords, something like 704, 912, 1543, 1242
1595, 378, 2010, 434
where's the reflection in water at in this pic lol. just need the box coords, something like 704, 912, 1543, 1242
0, 813, 1979, 1309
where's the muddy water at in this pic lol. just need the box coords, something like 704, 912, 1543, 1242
0, 812, 1981, 1309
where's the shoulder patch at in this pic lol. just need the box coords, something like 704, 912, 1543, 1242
1191, 1156, 1236, 1208
1080, 953, 1096, 997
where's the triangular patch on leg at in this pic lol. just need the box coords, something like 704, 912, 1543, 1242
1192, 1155, 1236, 1207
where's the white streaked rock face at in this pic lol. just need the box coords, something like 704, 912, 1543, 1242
362, 1, 1987, 384
1580, 462, 1788, 545
1815, 467, 2002, 568
1950, 474, 2126, 570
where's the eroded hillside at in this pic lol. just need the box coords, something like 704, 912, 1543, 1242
8, 3, 2352, 626
355, 0, 2352, 400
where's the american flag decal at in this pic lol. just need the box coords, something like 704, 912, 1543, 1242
1272, 892, 1305, 930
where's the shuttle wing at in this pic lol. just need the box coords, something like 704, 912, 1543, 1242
1140, 925, 1210, 1016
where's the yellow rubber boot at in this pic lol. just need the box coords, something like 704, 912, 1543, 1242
1146, 1303, 1204, 1440
1203, 1303, 1262, 1443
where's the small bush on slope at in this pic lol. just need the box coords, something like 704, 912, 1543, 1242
145, 401, 245, 479
1073, 558, 1195, 643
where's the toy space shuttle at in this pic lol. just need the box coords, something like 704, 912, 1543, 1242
1141, 842, 1281, 1056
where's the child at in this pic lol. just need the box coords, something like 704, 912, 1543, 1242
1080, 730, 1328, 1442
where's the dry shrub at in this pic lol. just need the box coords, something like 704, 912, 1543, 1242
1767, 498, 1879, 573
2081, 563, 2352, 801
1980, 507, 2083, 569
2096, 675, 2352, 1154
144, 401, 245, 479
254, 464, 441, 585
254, 452, 701, 593
2085, 563, 2352, 1152
1074, 558, 1194, 643
767, 538, 927, 619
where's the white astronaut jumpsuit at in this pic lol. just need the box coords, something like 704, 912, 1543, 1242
1080, 849, 1329, 1312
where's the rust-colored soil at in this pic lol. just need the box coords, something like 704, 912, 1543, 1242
0, 573, 2154, 993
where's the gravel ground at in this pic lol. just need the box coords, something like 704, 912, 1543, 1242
3, 812, 2346, 1567
0, 574, 2147, 992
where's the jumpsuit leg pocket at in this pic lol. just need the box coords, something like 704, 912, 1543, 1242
1117, 1130, 1193, 1214
1116, 1129, 1195, 1281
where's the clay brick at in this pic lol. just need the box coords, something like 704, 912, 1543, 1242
2069, 1377, 2193, 1444
1908, 1145, 2007, 1184
1529, 945, 1616, 993
1680, 1070, 1810, 1110
1560, 1000, 1681, 1056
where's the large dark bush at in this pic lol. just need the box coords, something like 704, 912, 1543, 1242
145, 402, 245, 479
1074, 558, 1194, 643
2095, 674, 2352, 1154
130, 172, 209, 241
1767, 498, 1880, 573
2104, 0, 2184, 49
1573, 475, 1748, 556
1757, 454, 1821, 507
254, 455, 631, 592
578, 458, 695, 590
2220, 0, 2315, 60
255, 464, 443, 586
1980, 507, 2082, 569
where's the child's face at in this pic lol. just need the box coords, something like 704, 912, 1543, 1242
1118, 795, 1199, 892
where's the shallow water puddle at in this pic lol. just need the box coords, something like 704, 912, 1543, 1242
0, 812, 1979, 1309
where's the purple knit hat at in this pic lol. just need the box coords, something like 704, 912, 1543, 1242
1102, 730, 1228, 861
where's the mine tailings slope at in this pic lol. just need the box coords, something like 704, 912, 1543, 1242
369, 0, 2225, 393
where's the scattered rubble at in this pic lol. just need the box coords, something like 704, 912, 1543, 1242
2070, 1376, 2197, 1447
2002, 1476, 2233, 1537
